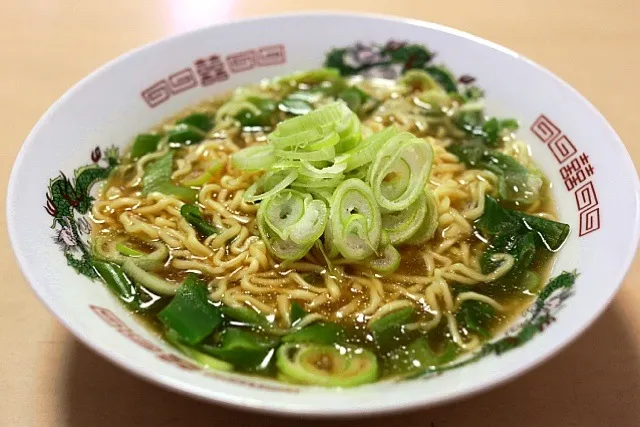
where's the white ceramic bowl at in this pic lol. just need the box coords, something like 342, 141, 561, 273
7, 12, 640, 417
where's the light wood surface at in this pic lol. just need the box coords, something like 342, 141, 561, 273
1, 1, 639, 425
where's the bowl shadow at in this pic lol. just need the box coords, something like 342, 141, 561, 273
59, 302, 639, 427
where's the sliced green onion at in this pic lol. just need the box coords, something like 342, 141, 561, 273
259, 190, 328, 256
381, 191, 427, 245
329, 178, 381, 260
276, 343, 378, 387
93, 236, 169, 270
115, 242, 143, 257
275, 145, 335, 162
231, 145, 275, 171
342, 126, 400, 172
244, 170, 298, 202
158, 275, 222, 345
258, 205, 313, 261
367, 244, 401, 275
122, 260, 180, 296
299, 160, 346, 179
369, 137, 434, 211
405, 188, 439, 245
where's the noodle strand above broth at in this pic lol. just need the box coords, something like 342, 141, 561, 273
90, 64, 569, 386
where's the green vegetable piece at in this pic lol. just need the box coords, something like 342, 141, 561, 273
176, 113, 213, 132
338, 86, 368, 114
424, 65, 458, 93
165, 329, 232, 372
478, 196, 570, 252
399, 69, 441, 92
158, 275, 222, 345
385, 339, 457, 376
476, 195, 523, 236
279, 98, 313, 115
220, 306, 270, 328
142, 151, 198, 202
203, 328, 279, 371
482, 118, 501, 146
523, 270, 541, 292
517, 211, 571, 251
276, 343, 378, 387
167, 123, 206, 145
283, 322, 344, 345
456, 300, 495, 338
180, 204, 218, 237
115, 242, 143, 257
370, 307, 415, 348
236, 97, 278, 127
131, 134, 162, 159
181, 160, 222, 187
92, 260, 138, 307
290, 301, 307, 325
449, 143, 542, 203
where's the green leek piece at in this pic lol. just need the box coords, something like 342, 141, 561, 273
167, 123, 206, 145
92, 260, 138, 307
329, 178, 381, 260
142, 151, 198, 202
260, 189, 328, 245
279, 97, 313, 115
290, 301, 307, 325
342, 126, 400, 172
158, 275, 222, 345
385, 339, 457, 376
176, 113, 213, 132
235, 97, 278, 127
115, 242, 143, 257
165, 329, 232, 371
202, 328, 279, 371
367, 244, 401, 275
221, 306, 271, 329
399, 69, 442, 92
122, 260, 180, 296
180, 204, 218, 237
424, 65, 458, 93
282, 322, 344, 345
231, 144, 275, 171
370, 307, 415, 349
276, 343, 378, 387
405, 189, 439, 245
244, 170, 298, 202
93, 236, 169, 271
368, 136, 434, 211
131, 134, 163, 159
381, 191, 427, 245
181, 160, 222, 186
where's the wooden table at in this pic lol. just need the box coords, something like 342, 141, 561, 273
1, 1, 639, 425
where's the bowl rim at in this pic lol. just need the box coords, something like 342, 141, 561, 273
7, 11, 640, 417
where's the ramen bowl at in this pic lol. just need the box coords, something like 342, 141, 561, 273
7, 12, 640, 416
